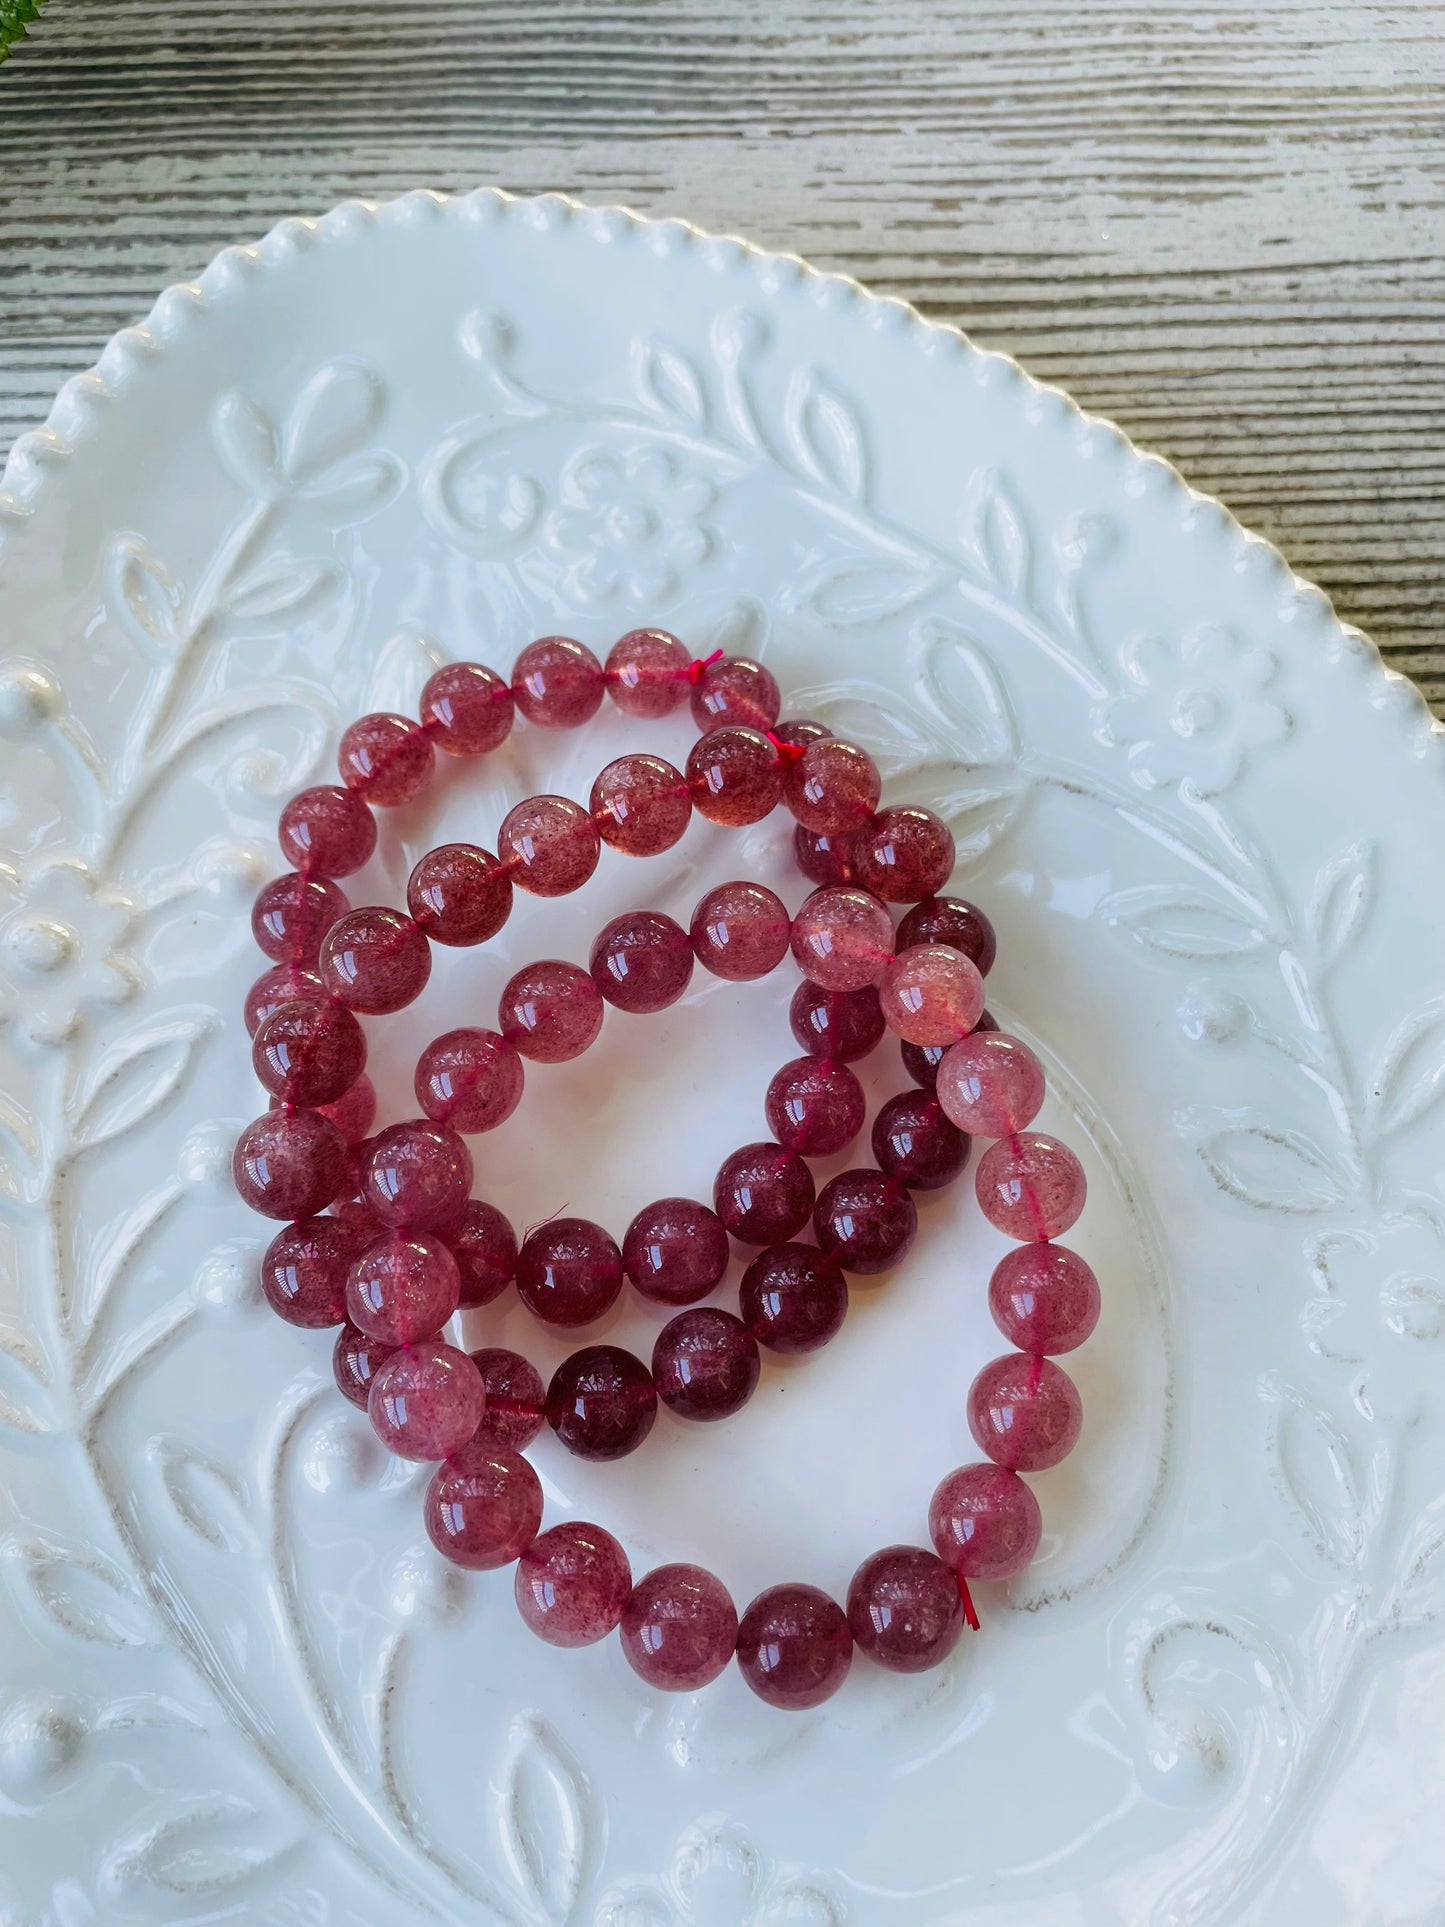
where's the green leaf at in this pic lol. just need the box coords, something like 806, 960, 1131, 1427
0, 0, 43, 66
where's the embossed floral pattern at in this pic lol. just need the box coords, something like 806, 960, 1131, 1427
1094, 626, 1290, 796
545, 444, 716, 605
596, 1819, 841, 1927
0, 857, 138, 1047
1303, 1208, 1445, 1373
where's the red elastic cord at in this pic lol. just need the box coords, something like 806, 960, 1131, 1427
765, 730, 807, 767
958, 1574, 981, 1632
684, 647, 725, 686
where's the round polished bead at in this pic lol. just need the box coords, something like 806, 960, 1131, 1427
516, 1522, 632, 1646
515, 1217, 624, 1327
623, 1197, 730, 1306
788, 980, 886, 1062
590, 911, 693, 1013
362, 1119, 473, 1230
590, 754, 692, 856
445, 1200, 519, 1308
261, 1216, 365, 1327
879, 944, 985, 1047
512, 635, 605, 730
783, 739, 881, 835
736, 1584, 853, 1710
899, 1010, 998, 1090
420, 660, 515, 755
313, 1072, 377, 1145
936, 1032, 1044, 1137
332, 1322, 396, 1410
233, 1108, 348, 1220
846, 1546, 964, 1674
252, 998, 366, 1108
929, 1462, 1043, 1579
773, 718, 832, 750
790, 886, 893, 992
975, 1132, 1086, 1240
853, 806, 955, 903
685, 726, 782, 827
426, 1444, 542, 1568
871, 1090, 969, 1191
498, 794, 601, 897
278, 784, 377, 879
989, 1244, 1100, 1355
469, 1348, 545, 1449
690, 880, 790, 980
764, 1056, 866, 1156
244, 963, 325, 1036
369, 1340, 485, 1461
407, 843, 513, 947
546, 1345, 657, 1460
604, 628, 691, 718
320, 907, 431, 1014
338, 711, 434, 806
345, 1230, 460, 1345
969, 1354, 1083, 1471
415, 1028, 524, 1133
794, 824, 857, 888
714, 1142, 816, 1244
739, 1242, 847, 1354
689, 655, 781, 732
897, 895, 997, 975
813, 1169, 918, 1275
620, 1564, 738, 1692
652, 1308, 760, 1422
251, 872, 349, 966
498, 959, 604, 1063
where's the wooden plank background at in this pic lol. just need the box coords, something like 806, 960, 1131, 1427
1, 0, 1441, 712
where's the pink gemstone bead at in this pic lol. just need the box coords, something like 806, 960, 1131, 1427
736, 1584, 853, 1710
332, 1322, 396, 1410
900, 1009, 998, 1091
879, 944, 985, 1047
304, 1071, 376, 1145
244, 963, 324, 1036
320, 907, 431, 1014
345, 1230, 461, 1345
337, 711, 434, 806
590, 754, 692, 857
714, 1142, 816, 1244
512, 636, 605, 730
739, 1242, 848, 1354
764, 1056, 866, 1156
604, 627, 691, 719
445, 1200, 519, 1307
251, 872, 349, 967
590, 911, 694, 1013
929, 1462, 1043, 1579
772, 718, 832, 750
515, 1217, 624, 1327
689, 654, 781, 732
623, 1197, 730, 1306
233, 1108, 348, 1220
652, 1308, 760, 1422
846, 1546, 964, 1674
975, 1132, 1086, 1240
252, 998, 366, 1107
362, 1119, 473, 1229
415, 1027, 524, 1133
936, 1032, 1044, 1137
516, 1522, 632, 1646
425, 1443, 542, 1567
989, 1244, 1100, 1355
789, 980, 885, 1062
546, 1345, 657, 1461
620, 1564, 738, 1692
499, 794, 601, 897
420, 661, 515, 756
783, 739, 881, 835
261, 1216, 366, 1327
853, 806, 955, 903
498, 959, 604, 1063
794, 824, 857, 888
407, 843, 513, 947
690, 880, 790, 980
790, 886, 893, 992
897, 895, 997, 975
685, 726, 782, 827
470, 1347, 545, 1449
871, 1090, 968, 1191
369, 1340, 485, 1461
968, 1354, 1083, 1472
278, 784, 377, 879
813, 1169, 918, 1275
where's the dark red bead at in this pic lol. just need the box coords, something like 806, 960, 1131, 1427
312, 1072, 376, 1145
870, 1090, 969, 1191
764, 1056, 866, 1156
846, 1546, 964, 1673
622, 1197, 730, 1306
233, 1108, 349, 1220
407, 844, 513, 946
278, 784, 377, 879
332, 1321, 396, 1410
337, 711, 434, 806
686, 726, 782, 827
897, 895, 998, 975
515, 1217, 624, 1327
244, 964, 324, 1036
794, 824, 857, 887
469, 1347, 545, 1449
714, 1142, 816, 1244
852, 806, 955, 903
652, 1308, 760, 1422
620, 1564, 738, 1691
736, 1583, 853, 1709
512, 635, 605, 729
415, 1028, 524, 1133
252, 998, 366, 1107
251, 872, 349, 966
362, 1119, 473, 1230
319, 907, 431, 1014
689, 655, 781, 732
788, 980, 885, 1063
444, 1200, 519, 1308
261, 1216, 365, 1327
590, 911, 694, 1013
546, 1345, 657, 1460
813, 1169, 918, 1274
739, 1242, 848, 1353
420, 660, 514, 755
425, 1444, 542, 1566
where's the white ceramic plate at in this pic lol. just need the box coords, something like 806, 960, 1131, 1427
1, 191, 1443, 1927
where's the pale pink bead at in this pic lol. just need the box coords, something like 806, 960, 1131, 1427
426, 1445, 543, 1569
511, 636, 605, 730
420, 661, 515, 755
362, 1119, 473, 1229
929, 1463, 1042, 1579
967, 1354, 1082, 1472
789, 886, 893, 992
337, 711, 434, 806
936, 1032, 1044, 1136
975, 1133, 1086, 1240
879, 944, 984, 1047
989, 1243, 1100, 1354
369, 1341, 485, 1461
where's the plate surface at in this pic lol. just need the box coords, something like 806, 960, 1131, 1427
1, 190, 1443, 1927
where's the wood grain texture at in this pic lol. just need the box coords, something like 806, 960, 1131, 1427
1, 0, 1441, 709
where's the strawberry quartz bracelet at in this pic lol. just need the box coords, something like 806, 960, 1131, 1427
232, 631, 1099, 1709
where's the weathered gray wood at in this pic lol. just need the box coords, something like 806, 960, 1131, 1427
1, 0, 1441, 708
